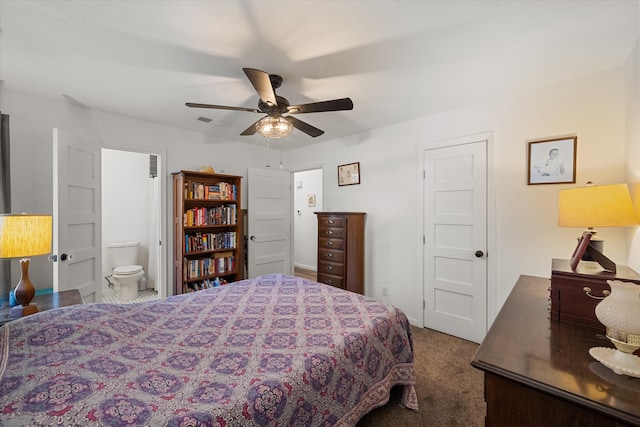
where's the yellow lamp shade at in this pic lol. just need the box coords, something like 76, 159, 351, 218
0, 214, 53, 258
558, 183, 638, 228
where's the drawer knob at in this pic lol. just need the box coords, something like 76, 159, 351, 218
326, 230, 333, 236
325, 279, 333, 285
326, 265, 333, 271
326, 253, 333, 258
327, 241, 334, 246
583, 287, 610, 300
328, 219, 334, 224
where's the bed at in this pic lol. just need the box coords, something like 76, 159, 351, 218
0, 274, 418, 426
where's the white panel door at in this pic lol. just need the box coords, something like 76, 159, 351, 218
247, 168, 291, 278
53, 128, 102, 302
424, 141, 487, 343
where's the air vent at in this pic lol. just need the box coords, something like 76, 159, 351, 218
149, 155, 158, 178
197, 116, 213, 123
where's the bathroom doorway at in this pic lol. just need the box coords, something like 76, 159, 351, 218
101, 148, 164, 304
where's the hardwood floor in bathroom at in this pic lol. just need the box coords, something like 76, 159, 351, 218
294, 267, 317, 281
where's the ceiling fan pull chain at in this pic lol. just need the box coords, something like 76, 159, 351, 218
280, 140, 284, 169
265, 137, 271, 168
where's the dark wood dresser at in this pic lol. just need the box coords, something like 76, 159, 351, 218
471, 275, 640, 427
315, 212, 365, 294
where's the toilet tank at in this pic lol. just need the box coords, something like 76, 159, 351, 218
107, 241, 140, 267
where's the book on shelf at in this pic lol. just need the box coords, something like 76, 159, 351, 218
184, 180, 237, 201
183, 205, 237, 227
183, 231, 237, 253
183, 253, 236, 280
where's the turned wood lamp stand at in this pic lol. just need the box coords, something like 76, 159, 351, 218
0, 214, 53, 318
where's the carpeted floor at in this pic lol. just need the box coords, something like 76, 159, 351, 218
356, 326, 486, 427
292, 267, 486, 426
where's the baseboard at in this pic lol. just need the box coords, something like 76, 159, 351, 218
294, 263, 317, 272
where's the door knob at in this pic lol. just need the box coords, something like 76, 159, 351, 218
60, 253, 68, 261
475, 250, 484, 258
250, 236, 256, 241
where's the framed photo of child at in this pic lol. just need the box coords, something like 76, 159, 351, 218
527, 137, 577, 185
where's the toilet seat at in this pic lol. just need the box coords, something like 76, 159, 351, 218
113, 265, 143, 277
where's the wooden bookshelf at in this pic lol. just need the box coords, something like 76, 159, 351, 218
172, 170, 243, 295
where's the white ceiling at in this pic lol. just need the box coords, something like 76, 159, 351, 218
0, 1, 638, 149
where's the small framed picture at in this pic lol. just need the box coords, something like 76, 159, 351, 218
527, 137, 577, 185
307, 194, 316, 207
338, 162, 360, 186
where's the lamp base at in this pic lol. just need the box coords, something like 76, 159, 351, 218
9, 304, 39, 318
590, 347, 640, 377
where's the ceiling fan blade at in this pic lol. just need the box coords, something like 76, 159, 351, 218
186, 102, 260, 113
286, 116, 324, 138
240, 118, 262, 136
243, 68, 278, 106
288, 98, 353, 114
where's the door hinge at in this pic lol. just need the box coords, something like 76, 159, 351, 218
423, 235, 425, 244
423, 300, 426, 309
423, 170, 426, 179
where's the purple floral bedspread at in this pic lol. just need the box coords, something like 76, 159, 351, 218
0, 274, 418, 426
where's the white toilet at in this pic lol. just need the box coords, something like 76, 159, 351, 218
107, 241, 145, 301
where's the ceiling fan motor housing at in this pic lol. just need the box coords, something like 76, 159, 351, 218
269, 74, 283, 89
259, 96, 290, 116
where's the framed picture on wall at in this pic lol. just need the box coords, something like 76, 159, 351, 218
338, 162, 360, 186
527, 136, 577, 185
307, 194, 316, 207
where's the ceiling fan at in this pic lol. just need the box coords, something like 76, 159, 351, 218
186, 68, 353, 138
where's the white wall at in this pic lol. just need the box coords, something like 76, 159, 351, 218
293, 169, 323, 270
101, 149, 150, 285
0, 88, 272, 294
285, 66, 631, 327
1, 58, 636, 333
626, 36, 640, 272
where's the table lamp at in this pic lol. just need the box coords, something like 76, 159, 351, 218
558, 182, 638, 273
589, 279, 640, 377
0, 213, 53, 317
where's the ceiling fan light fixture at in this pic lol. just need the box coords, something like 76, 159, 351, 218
256, 116, 293, 139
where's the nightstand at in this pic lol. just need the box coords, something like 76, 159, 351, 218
0, 289, 83, 326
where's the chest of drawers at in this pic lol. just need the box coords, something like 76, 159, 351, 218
315, 212, 365, 294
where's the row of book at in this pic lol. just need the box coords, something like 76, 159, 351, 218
184, 205, 237, 227
183, 252, 236, 280
184, 231, 237, 253
184, 277, 229, 293
185, 181, 237, 201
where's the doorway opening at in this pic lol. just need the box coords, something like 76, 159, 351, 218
293, 168, 323, 281
101, 148, 162, 304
